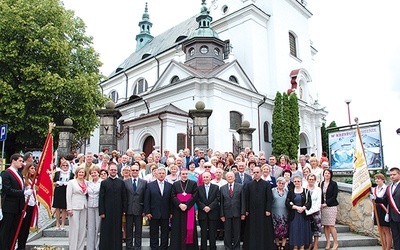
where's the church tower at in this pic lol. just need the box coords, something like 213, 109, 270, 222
182, 0, 226, 73
135, 3, 153, 52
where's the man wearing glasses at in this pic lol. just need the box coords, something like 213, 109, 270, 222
197, 162, 215, 185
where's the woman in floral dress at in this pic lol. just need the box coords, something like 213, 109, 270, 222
272, 177, 289, 249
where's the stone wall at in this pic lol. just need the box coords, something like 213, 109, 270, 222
337, 182, 379, 238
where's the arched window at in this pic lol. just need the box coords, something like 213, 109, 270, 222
170, 75, 180, 84
177, 133, 186, 152
263, 121, 270, 142
229, 75, 238, 83
133, 78, 148, 95
230, 111, 242, 130
109, 90, 119, 103
289, 32, 298, 57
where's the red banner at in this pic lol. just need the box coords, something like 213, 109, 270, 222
37, 129, 54, 218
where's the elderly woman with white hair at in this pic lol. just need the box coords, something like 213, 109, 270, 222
271, 177, 289, 250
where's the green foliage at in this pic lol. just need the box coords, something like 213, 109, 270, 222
271, 92, 300, 159
328, 121, 337, 128
322, 121, 338, 155
272, 92, 284, 156
0, 0, 107, 155
288, 93, 300, 159
321, 123, 328, 153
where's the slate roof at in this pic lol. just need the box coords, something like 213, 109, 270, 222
108, 15, 198, 78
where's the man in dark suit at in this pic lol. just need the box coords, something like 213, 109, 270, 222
220, 172, 245, 250
234, 162, 252, 186
197, 172, 220, 250
124, 164, 147, 250
117, 154, 131, 178
233, 162, 251, 241
144, 168, 172, 250
0, 154, 33, 250
375, 166, 400, 250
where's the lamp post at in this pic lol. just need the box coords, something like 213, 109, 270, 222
344, 99, 351, 125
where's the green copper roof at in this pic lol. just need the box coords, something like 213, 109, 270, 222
142, 2, 149, 20
188, 0, 219, 39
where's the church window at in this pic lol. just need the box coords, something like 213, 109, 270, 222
229, 75, 238, 83
289, 32, 298, 57
214, 48, 220, 56
263, 121, 271, 142
109, 90, 118, 103
230, 111, 242, 130
200, 46, 209, 54
189, 47, 195, 56
177, 133, 186, 151
170, 75, 180, 84
224, 40, 230, 59
222, 5, 229, 14
133, 78, 148, 95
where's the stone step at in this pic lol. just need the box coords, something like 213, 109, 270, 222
334, 224, 350, 233
318, 232, 378, 248
38, 224, 352, 239
27, 224, 379, 250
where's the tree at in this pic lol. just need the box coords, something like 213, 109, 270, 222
287, 93, 300, 159
321, 122, 328, 153
321, 120, 338, 154
272, 92, 284, 156
271, 92, 300, 159
0, 0, 107, 156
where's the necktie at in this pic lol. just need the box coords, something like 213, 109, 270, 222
393, 183, 397, 195
229, 184, 233, 197
240, 174, 244, 184
272, 167, 275, 177
133, 178, 137, 192
160, 181, 163, 196
205, 185, 209, 199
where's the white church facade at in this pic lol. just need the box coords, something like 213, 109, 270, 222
86, 0, 327, 157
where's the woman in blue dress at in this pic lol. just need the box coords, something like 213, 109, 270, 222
286, 175, 312, 250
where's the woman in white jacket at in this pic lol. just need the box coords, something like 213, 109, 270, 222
306, 173, 322, 250
66, 166, 88, 250
87, 166, 102, 250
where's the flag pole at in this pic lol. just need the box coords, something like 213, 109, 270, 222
372, 199, 386, 250
10, 123, 55, 250
353, 118, 384, 249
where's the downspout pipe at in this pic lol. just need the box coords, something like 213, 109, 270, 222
258, 96, 267, 151
98, 82, 104, 96
158, 113, 163, 152
123, 71, 129, 100
154, 56, 160, 79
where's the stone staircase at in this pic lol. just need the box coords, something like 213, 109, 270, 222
27, 221, 379, 250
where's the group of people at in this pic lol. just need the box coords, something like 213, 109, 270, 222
3, 147, 400, 250
371, 166, 400, 250
46, 147, 340, 250
0, 154, 38, 250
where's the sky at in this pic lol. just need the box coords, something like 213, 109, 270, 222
62, 0, 400, 168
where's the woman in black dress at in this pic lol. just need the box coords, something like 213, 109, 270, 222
372, 173, 392, 250
52, 160, 74, 230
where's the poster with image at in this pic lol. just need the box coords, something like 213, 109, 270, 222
328, 125, 382, 170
